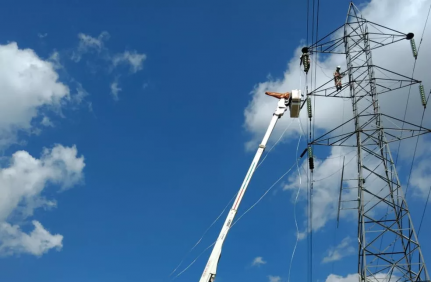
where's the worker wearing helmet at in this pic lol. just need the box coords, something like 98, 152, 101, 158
334, 66, 343, 91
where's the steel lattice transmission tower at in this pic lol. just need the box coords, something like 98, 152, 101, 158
304, 3, 430, 282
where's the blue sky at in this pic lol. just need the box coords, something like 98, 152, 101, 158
0, 1, 430, 282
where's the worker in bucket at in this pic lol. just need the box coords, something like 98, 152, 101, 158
300, 52, 310, 74
334, 66, 344, 91
265, 91, 290, 99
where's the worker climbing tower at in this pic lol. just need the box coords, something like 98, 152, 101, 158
307, 3, 430, 282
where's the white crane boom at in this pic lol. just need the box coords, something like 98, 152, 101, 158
198, 94, 293, 282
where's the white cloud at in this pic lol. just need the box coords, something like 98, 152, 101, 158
410, 157, 431, 198
268, 275, 281, 282
326, 273, 359, 282
244, 0, 431, 234
283, 147, 358, 235
112, 50, 146, 73
111, 81, 122, 100
0, 145, 85, 221
48, 51, 62, 69
252, 256, 267, 266
72, 31, 110, 62
72, 82, 89, 105
0, 221, 63, 256
0, 42, 70, 148
0, 145, 85, 256
326, 273, 399, 282
71, 32, 146, 100
322, 237, 355, 263
0, 36, 86, 257
38, 33, 48, 38
41, 116, 54, 127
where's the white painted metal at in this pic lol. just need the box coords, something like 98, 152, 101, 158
198, 98, 288, 282
289, 89, 301, 118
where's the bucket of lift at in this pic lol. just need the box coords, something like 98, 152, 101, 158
290, 89, 301, 118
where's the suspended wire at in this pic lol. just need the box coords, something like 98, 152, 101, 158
305, 0, 311, 277
287, 120, 304, 282
168, 193, 237, 277
399, 1, 431, 198
171, 241, 216, 281
310, 2, 319, 282
313, 152, 357, 182
393, 64, 417, 168
417, 3, 431, 54
388, 5, 431, 263
387, 92, 429, 262
417, 186, 431, 237
171, 4, 431, 281
313, 140, 389, 183
394, 1, 430, 168
307, 0, 315, 281
258, 119, 294, 168
313, 149, 356, 160
231, 152, 303, 228
403, 91, 431, 197
316, 61, 333, 79
169, 118, 295, 279
306, 0, 309, 46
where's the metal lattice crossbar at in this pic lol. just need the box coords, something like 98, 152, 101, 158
344, 3, 429, 282
308, 3, 430, 282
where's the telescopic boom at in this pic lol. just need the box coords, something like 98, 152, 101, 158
199, 91, 298, 282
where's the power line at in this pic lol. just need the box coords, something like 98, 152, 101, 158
417, 186, 431, 237
169, 119, 295, 280
287, 120, 304, 282
394, 1, 431, 169
305, 1, 311, 282
403, 91, 430, 196
417, 3, 431, 54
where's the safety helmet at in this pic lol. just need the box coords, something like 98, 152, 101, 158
336, 66, 341, 69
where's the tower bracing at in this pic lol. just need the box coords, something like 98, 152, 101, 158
307, 3, 430, 282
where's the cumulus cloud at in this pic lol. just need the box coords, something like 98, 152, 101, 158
0, 221, 63, 256
72, 31, 110, 62
322, 237, 355, 263
41, 116, 54, 127
71, 31, 146, 73
112, 50, 146, 73
244, 0, 431, 235
326, 273, 359, 282
284, 147, 359, 235
268, 275, 281, 282
410, 157, 431, 198
73, 82, 89, 105
251, 256, 267, 266
0, 144, 85, 256
326, 273, 399, 282
70, 31, 146, 100
111, 81, 122, 100
0, 36, 87, 257
0, 42, 71, 148
48, 51, 62, 69
0, 145, 85, 221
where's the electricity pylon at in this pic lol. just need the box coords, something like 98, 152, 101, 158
306, 3, 430, 282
